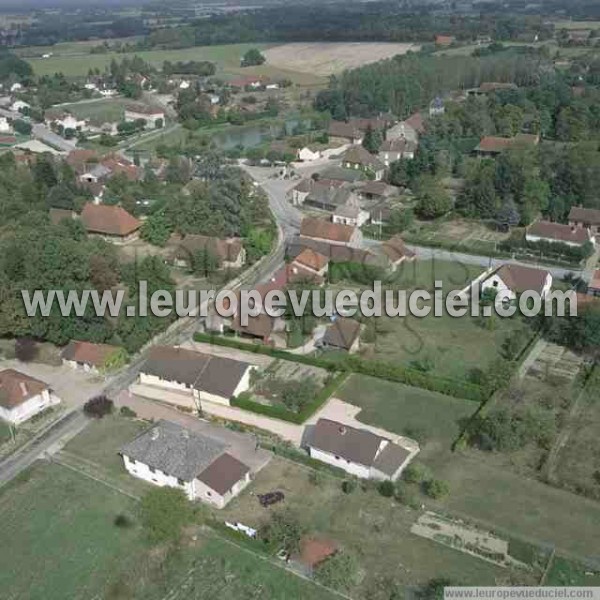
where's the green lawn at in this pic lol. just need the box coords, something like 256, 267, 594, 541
360, 260, 533, 380
60, 98, 132, 122
546, 555, 600, 586
337, 374, 477, 456
0, 462, 145, 600
0, 420, 11, 445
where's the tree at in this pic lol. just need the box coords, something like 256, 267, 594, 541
192, 248, 220, 277
423, 478, 450, 499
362, 125, 383, 153
414, 175, 453, 219
418, 578, 458, 600
459, 159, 498, 218
83, 395, 114, 418
386, 208, 414, 234
496, 198, 520, 227
259, 509, 304, 555
241, 48, 266, 67
14, 337, 38, 362
377, 480, 395, 497
140, 212, 172, 246
13, 119, 32, 135
139, 487, 193, 543
314, 551, 360, 592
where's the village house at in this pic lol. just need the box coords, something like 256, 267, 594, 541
526, 220, 595, 248
0, 116, 11, 133
11, 100, 30, 113
481, 264, 552, 302
305, 418, 415, 481
80, 203, 141, 244
475, 133, 539, 158
61, 340, 123, 374
331, 204, 370, 227
358, 180, 400, 202
342, 146, 386, 180
296, 146, 321, 162
300, 217, 362, 248
587, 270, 600, 297
429, 96, 445, 116
138, 345, 255, 408
0, 369, 60, 425
288, 236, 385, 269
568, 206, 600, 235
166, 234, 246, 270
386, 112, 424, 144
320, 317, 362, 353
327, 121, 363, 145
435, 34, 455, 47
289, 178, 345, 206
120, 419, 251, 508
378, 137, 417, 165
289, 248, 329, 284
379, 236, 416, 271
124, 103, 165, 129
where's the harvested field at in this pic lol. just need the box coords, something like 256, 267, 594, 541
264, 42, 419, 76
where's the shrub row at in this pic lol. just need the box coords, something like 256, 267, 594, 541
231, 372, 348, 424
194, 332, 484, 402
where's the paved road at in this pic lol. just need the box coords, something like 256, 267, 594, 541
0, 409, 88, 488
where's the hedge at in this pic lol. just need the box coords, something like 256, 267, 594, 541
194, 332, 485, 402
231, 372, 348, 424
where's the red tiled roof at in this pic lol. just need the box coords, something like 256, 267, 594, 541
404, 112, 425, 134
494, 264, 550, 295
300, 217, 356, 244
61, 340, 121, 367
588, 270, 600, 291
294, 248, 328, 272
528, 220, 591, 245
0, 369, 48, 409
476, 136, 514, 153
80, 203, 141, 237
568, 206, 600, 226
435, 35, 454, 46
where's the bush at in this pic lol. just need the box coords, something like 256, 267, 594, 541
119, 406, 137, 418
14, 337, 38, 362
314, 550, 360, 592
423, 479, 450, 499
377, 480, 396, 497
394, 483, 421, 509
402, 463, 430, 484
114, 514, 132, 528
83, 395, 114, 419
341, 479, 356, 494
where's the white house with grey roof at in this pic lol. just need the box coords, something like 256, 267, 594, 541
120, 420, 251, 508
305, 418, 417, 481
136, 345, 255, 409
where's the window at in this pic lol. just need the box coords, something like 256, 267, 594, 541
149, 466, 155, 474
334, 455, 340, 460
206, 491, 212, 497
493, 280, 498, 287
178, 478, 185, 486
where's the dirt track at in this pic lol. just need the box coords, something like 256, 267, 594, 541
264, 42, 419, 76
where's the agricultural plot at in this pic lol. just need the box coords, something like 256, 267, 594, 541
264, 42, 419, 76
525, 342, 586, 383
59, 98, 132, 123
220, 457, 522, 594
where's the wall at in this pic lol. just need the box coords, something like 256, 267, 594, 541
525, 233, 587, 249
140, 372, 192, 395
0, 389, 58, 425
63, 358, 101, 375
308, 447, 371, 479
123, 454, 195, 500
193, 471, 251, 509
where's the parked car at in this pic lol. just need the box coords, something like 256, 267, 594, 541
258, 491, 285, 507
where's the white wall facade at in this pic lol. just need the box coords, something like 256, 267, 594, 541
308, 447, 371, 478
525, 232, 594, 248
0, 389, 59, 425
63, 358, 100, 375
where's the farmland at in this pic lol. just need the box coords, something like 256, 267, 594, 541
264, 42, 419, 76
58, 97, 133, 123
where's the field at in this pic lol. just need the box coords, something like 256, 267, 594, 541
58, 98, 133, 123
24, 42, 324, 86
337, 374, 477, 458
553, 371, 600, 501
0, 462, 145, 600
553, 20, 600, 30
546, 555, 600, 586
357, 259, 533, 380
264, 42, 419, 76
221, 457, 520, 594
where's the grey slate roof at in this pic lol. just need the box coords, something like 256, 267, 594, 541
120, 420, 226, 481
372, 442, 411, 476
308, 418, 384, 467
322, 318, 361, 350
140, 346, 252, 399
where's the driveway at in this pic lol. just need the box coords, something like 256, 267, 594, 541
115, 390, 272, 473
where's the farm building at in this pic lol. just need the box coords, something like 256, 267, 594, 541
526, 220, 594, 248
481, 264, 552, 301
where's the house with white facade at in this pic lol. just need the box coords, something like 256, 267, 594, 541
481, 264, 552, 302
137, 346, 255, 409
305, 418, 416, 481
300, 217, 362, 248
0, 369, 60, 425
11, 100, 30, 113
0, 117, 11, 133
120, 419, 251, 508
526, 220, 595, 248
124, 103, 165, 129
296, 146, 321, 162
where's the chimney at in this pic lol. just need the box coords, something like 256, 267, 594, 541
151, 428, 160, 441
338, 426, 347, 435
182, 429, 190, 439
19, 382, 28, 396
